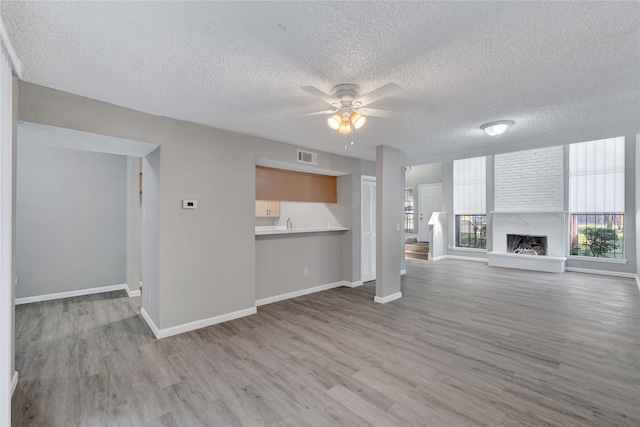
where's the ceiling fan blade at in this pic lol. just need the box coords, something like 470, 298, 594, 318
357, 108, 398, 118
355, 83, 401, 107
302, 109, 338, 117
300, 86, 339, 107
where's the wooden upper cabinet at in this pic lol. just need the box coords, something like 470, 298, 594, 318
255, 166, 337, 203
255, 201, 280, 217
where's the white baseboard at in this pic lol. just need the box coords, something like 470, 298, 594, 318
126, 285, 141, 297
140, 307, 160, 338
256, 281, 346, 306
141, 306, 257, 339
374, 292, 402, 304
565, 267, 638, 280
431, 255, 487, 263
11, 371, 18, 396
15, 283, 128, 305
344, 280, 363, 288
401, 269, 407, 275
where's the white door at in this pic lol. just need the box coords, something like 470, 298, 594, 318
418, 184, 442, 242
361, 177, 376, 282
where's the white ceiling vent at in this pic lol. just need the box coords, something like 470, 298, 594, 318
297, 149, 317, 165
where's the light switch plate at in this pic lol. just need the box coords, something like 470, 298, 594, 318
182, 200, 197, 209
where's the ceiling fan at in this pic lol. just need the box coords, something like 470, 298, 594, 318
301, 83, 400, 134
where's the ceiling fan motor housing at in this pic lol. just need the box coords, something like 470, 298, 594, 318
330, 84, 360, 102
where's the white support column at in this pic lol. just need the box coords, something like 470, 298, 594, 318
375, 145, 403, 303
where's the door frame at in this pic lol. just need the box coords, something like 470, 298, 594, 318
361, 175, 376, 282
417, 183, 443, 243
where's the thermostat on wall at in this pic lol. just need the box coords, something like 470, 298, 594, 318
182, 200, 197, 209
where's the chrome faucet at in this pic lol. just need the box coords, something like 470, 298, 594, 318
286, 218, 292, 229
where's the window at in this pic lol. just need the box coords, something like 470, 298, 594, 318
453, 157, 486, 249
404, 186, 414, 233
569, 137, 625, 259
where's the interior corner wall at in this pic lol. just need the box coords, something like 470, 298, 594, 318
16, 145, 127, 298
125, 156, 142, 294
141, 147, 160, 325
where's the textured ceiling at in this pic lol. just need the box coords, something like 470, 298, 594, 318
2, 1, 639, 164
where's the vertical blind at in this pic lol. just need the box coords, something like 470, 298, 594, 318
569, 137, 625, 213
453, 156, 486, 215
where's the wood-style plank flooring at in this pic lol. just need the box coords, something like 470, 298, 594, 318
12, 259, 640, 426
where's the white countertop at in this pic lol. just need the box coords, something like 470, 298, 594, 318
255, 226, 349, 236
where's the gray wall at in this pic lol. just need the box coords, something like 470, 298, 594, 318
255, 232, 345, 300
405, 163, 442, 188
16, 145, 127, 298
376, 145, 403, 299
19, 81, 373, 331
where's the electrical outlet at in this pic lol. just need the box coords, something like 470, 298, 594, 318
304, 268, 309, 276
14, 276, 18, 286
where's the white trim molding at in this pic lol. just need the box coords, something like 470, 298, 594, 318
431, 255, 488, 263
344, 280, 363, 288
11, 371, 17, 396
140, 307, 160, 338
256, 281, 346, 306
565, 267, 638, 280
636, 274, 640, 291
125, 284, 141, 298
141, 306, 257, 339
0, 17, 22, 78
15, 283, 128, 305
374, 292, 402, 304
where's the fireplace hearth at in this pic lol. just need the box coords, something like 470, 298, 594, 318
507, 234, 547, 256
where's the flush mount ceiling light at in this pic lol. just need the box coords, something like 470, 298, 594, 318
302, 83, 400, 137
481, 120, 514, 137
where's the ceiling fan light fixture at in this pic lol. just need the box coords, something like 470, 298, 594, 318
338, 120, 352, 134
349, 112, 366, 129
481, 120, 514, 137
327, 113, 342, 130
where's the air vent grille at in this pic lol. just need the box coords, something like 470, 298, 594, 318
297, 149, 317, 165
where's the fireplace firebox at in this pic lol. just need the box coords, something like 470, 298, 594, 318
507, 234, 547, 256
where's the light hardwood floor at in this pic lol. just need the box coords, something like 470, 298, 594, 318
12, 259, 640, 426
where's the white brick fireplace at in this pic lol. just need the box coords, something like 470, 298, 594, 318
488, 211, 567, 273
488, 146, 568, 273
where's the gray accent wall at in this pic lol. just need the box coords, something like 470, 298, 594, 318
16, 145, 127, 298
255, 232, 345, 300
